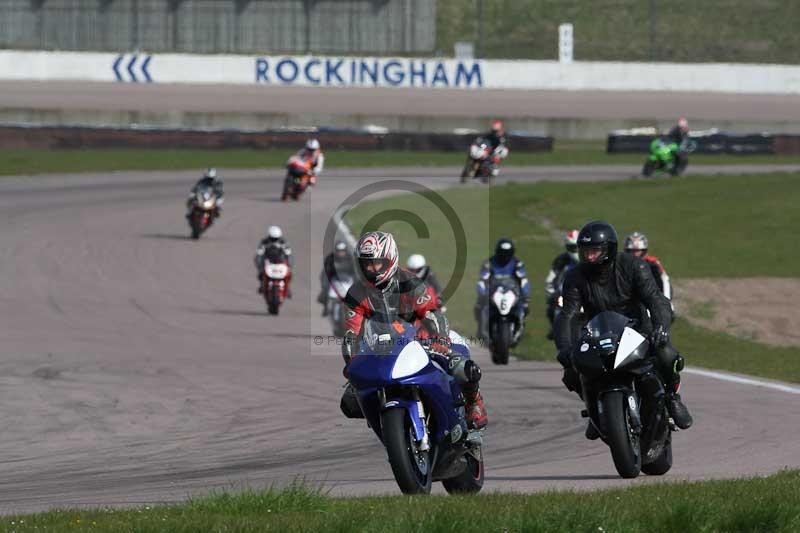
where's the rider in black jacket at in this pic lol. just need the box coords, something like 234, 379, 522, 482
554, 221, 692, 436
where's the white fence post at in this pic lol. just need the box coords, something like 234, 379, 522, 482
559, 23, 574, 63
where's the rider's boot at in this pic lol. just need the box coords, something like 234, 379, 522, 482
666, 388, 693, 429
585, 421, 601, 440
463, 387, 488, 429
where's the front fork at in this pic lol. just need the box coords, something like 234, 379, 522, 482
380, 387, 430, 452
585, 381, 641, 438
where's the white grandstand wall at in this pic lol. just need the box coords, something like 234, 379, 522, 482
2, 50, 800, 94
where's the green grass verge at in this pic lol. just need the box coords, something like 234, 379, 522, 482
345, 173, 800, 383
2, 145, 800, 176
7, 471, 800, 532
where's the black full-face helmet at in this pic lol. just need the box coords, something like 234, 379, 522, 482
577, 221, 618, 276
494, 238, 515, 267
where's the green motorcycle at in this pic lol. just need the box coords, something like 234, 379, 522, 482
642, 138, 696, 177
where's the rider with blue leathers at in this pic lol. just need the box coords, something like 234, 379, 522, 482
474, 238, 530, 342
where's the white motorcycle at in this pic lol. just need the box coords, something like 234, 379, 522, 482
488, 279, 524, 365
326, 274, 354, 337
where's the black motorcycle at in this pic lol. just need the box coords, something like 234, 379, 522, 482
571, 311, 674, 479
486, 279, 524, 365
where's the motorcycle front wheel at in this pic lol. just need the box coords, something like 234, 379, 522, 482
381, 408, 432, 494
460, 159, 475, 182
267, 285, 280, 315
189, 211, 203, 240
280, 175, 292, 202
602, 391, 641, 478
491, 321, 511, 365
642, 160, 657, 177
330, 302, 346, 337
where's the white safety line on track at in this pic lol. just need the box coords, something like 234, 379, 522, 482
333, 204, 358, 248
685, 367, 800, 395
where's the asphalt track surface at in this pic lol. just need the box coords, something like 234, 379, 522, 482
1, 164, 799, 514
3, 81, 800, 121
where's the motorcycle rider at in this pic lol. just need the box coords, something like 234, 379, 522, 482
474, 238, 530, 343
406, 254, 444, 308
624, 232, 672, 301
667, 117, 690, 146
544, 229, 580, 339
555, 221, 693, 438
666, 117, 690, 173
289, 138, 325, 184
484, 120, 509, 177
318, 240, 355, 316
255, 225, 294, 295
341, 231, 488, 429
186, 168, 224, 218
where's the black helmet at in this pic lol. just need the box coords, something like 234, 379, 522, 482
494, 238, 515, 267
577, 221, 618, 274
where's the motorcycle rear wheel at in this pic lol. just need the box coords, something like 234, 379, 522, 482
442, 450, 484, 494
602, 391, 641, 478
381, 408, 432, 494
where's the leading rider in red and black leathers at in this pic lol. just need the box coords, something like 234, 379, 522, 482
341, 231, 488, 429
554, 221, 692, 437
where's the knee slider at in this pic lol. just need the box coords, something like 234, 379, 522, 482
673, 354, 685, 373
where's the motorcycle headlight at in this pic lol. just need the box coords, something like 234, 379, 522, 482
391, 342, 429, 379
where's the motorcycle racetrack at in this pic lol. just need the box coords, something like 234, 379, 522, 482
1, 165, 799, 513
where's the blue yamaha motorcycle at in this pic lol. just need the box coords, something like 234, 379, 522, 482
346, 319, 485, 495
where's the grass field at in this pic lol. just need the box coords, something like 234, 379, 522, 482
346, 172, 800, 383
3, 145, 800, 176
436, 0, 800, 64
6, 470, 799, 532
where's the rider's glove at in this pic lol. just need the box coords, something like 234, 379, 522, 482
420, 335, 451, 356
556, 349, 572, 370
561, 366, 580, 393
649, 325, 670, 348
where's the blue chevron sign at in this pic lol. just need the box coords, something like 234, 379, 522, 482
113, 54, 153, 83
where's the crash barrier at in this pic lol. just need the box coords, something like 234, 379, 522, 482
0, 124, 553, 152
606, 129, 800, 155
3, 50, 800, 94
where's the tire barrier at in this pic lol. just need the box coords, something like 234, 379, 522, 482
606, 129, 800, 155
0, 124, 553, 152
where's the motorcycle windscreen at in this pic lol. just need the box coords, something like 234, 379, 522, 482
349, 319, 419, 388
584, 311, 630, 340
264, 245, 286, 263
573, 311, 634, 376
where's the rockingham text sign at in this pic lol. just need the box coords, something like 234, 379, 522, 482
254, 56, 483, 88
3, 50, 800, 94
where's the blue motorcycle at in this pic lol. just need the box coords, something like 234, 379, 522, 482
347, 319, 485, 495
